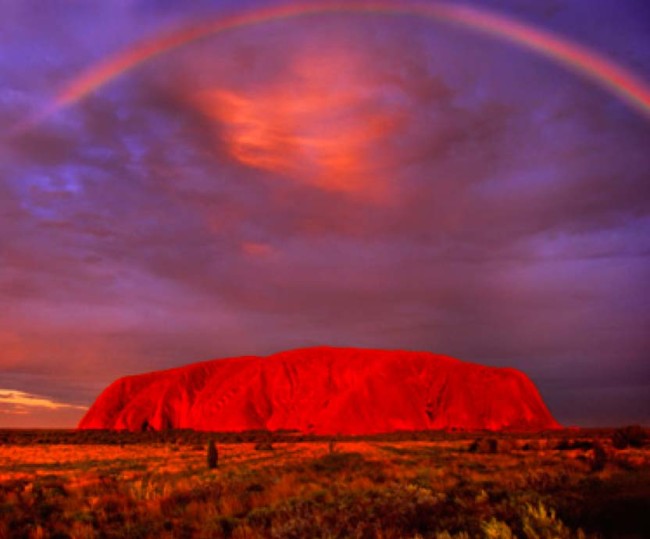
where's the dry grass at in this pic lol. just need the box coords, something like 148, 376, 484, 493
0, 430, 648, 538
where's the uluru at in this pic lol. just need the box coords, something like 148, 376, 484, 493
79, 347, 560, 434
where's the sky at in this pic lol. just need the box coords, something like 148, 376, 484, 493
1, 0, 649, 428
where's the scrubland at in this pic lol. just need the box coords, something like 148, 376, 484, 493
0, 429, 648, 539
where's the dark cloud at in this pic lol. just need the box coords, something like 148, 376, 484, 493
1, 0, 649, 427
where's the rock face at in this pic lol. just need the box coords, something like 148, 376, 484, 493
79, 347, 560, 433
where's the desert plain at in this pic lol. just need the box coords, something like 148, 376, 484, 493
0, 428, 648, 538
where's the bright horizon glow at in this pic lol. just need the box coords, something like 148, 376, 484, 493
13, 0, 650, 133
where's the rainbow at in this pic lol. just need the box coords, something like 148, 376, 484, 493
18, 1, 650, 130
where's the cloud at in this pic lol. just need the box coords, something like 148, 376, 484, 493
0, 389, 87, 413
0, 0, 648, 427
191, 45, 407, 198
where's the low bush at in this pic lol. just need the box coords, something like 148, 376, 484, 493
612, 425, 647, 449
555, 439, 593, 451
253, 441, 274, 451
310, 451, 366, 474
468, 438, 498, 454
590, 443, 607, 472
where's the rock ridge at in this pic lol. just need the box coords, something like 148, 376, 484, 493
79, 346, 560, 433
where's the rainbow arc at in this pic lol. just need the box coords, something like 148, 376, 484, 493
15, 1, 650, 132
